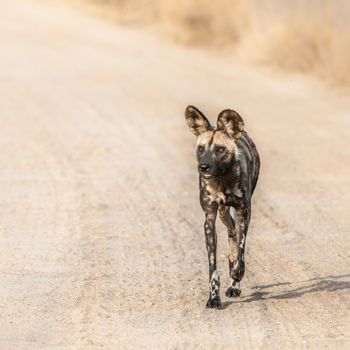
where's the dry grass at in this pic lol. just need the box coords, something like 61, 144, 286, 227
245, 1, 350, 86
158, 0, 250, 47
85, 0, 251, 48
85, 0, 350, 86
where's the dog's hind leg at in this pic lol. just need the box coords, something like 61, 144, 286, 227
227, 206, 251, 297
219, 206, 241, 297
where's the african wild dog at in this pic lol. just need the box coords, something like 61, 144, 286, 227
185, 105, 260, 309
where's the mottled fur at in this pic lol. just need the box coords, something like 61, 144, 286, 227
185, 105, 260, 309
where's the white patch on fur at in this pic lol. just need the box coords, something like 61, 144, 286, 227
209, 253, 215, 265
210, 270, 219, 282
236, 166, 241, 177
240, 234, 245, 249
209, 270, 220, 297
230, 278, 238, 287
233, 187, 243, 198
204, 180, 226, 205
230, 279, 240, 288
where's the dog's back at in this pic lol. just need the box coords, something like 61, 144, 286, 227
236, 131, 260, 196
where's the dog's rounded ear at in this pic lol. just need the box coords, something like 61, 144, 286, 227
217, 109, 244, 140
185, 105, 212, 136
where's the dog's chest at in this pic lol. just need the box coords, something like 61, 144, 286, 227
202, 179, 242, 205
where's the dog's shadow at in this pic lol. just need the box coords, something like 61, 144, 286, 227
221, 273, 350, 309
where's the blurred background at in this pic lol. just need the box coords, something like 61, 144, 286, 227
80, 0, 350, 85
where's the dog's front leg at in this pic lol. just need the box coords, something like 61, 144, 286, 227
204, 207, 221, 309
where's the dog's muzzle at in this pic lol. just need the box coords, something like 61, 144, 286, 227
199, 163, 211, 172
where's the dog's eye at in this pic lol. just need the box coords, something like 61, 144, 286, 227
217, 146, 225, 153
198, 145, 205, 153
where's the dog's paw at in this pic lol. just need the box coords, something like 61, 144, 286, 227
206, 296, 222, 309
225, 286, 241, 298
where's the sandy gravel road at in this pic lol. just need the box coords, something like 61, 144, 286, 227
0, 1, 349, 349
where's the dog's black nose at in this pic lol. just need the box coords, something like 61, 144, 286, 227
199, 163, 211, 172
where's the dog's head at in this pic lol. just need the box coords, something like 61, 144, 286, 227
185, 105, 244, 178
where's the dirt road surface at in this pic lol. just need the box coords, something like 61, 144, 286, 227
0, 1, 349, 349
